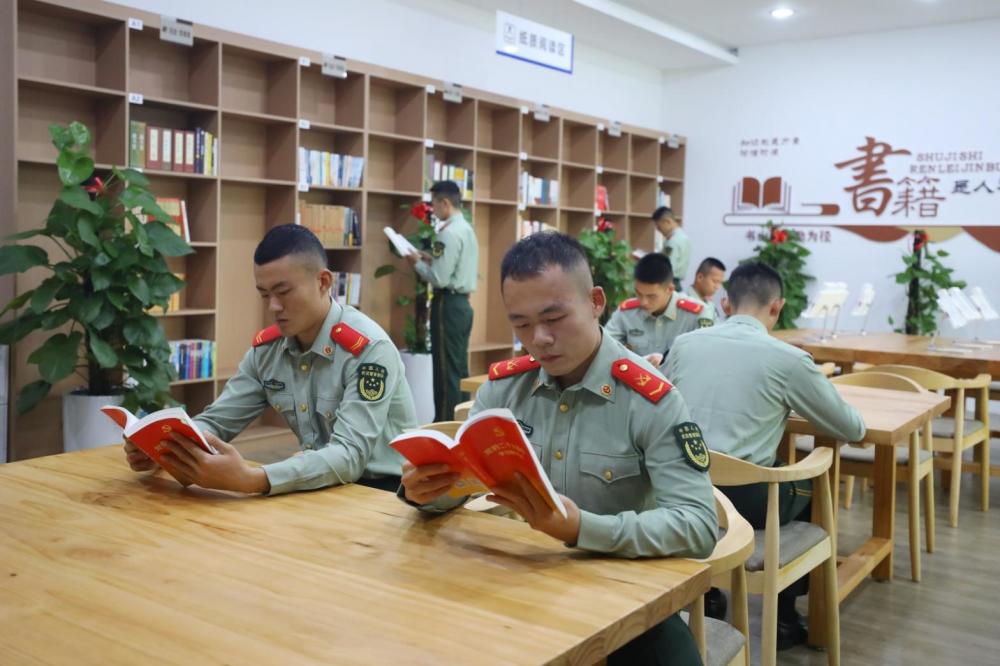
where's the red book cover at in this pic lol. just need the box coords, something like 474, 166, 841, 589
390, 408, 566, 516
101, 406, 216, 468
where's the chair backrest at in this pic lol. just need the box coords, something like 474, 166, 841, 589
453, 400, 474, 422
697, 488, 755, 576
832, 371, 924, 393
856, 363, 958, 391
709, 447, 833, 486
415, 421, 462, 438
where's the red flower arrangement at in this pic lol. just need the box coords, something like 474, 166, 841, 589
410, 201, 433, 225
83, 176, 105, 196
596, 216, 614, 233
770, 227, 789, 244
913, 230, 928, 252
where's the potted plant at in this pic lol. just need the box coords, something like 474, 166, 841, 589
0, 122, 192, 451
374, 201, 439, 424
578, 218, 633, 324
889, 230, 965, 335
740, 221, 813, 330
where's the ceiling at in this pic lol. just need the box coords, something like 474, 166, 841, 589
453, 0, 1000, 69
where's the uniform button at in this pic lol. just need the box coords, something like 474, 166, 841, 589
559, 403, 569, 413
323, 345, 333, 355
554, 450, 563, 460
325, 411, 333, 419
618, 363, 629, 372
300, 403, 308, 412
300, 363, 309, 371
604, 469, 613, 481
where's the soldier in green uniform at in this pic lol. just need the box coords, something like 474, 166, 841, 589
605, 253, 712, 367
653, 207, 690, 291
664, 262, 865, 649
123, 224, 417, 494
400, 232, 718, 666
690, 257, 727, 322
406, 180, 479, 421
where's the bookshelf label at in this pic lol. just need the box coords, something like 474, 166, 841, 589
128, 92, 144, 105
425, 84, 436, 94
424, 139, 435, 148
596, 166, 604, 174
443, 82, 463, 104
597, 123, 605, 132
421, 193, 432, 202
532, 103, 551, 122
667, 137, 680, 149
298, 119, 311, 130
297, 182, 310, 192
657, 176, 664, 184
298, 56, 312, 67
520, 105, 529, 115
519, 151, 528, 161
659, 136, 666, 144
608, 121, 622, 138
517, 203, 526, 212
322, 54, 348, 79
160, 16, 194, 46
127, 17, 144, 30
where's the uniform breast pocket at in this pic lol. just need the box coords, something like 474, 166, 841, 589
268, 391, 300, 436
578, 451, 645, 511
316, 394, 340, 438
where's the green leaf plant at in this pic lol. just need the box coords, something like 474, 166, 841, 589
888, 230, 965, 335
578, 218, 633, 325
740, 221, 814, 330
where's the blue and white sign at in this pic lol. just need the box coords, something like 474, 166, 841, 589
496, 11, 574, 74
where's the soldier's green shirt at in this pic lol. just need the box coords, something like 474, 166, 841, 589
661, 226, 691, 283
414, 212, 478, 293
605, 291, 714, 358
407, 332, 718, 559
663, 314, 866, 467
193, 300, 417, 495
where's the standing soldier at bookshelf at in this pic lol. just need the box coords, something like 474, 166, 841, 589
653, 206, 690, 291
406, 180, 479, 421
123, 224, 417, 494
399, 232, 717, 666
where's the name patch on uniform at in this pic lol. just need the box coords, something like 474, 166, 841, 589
263, 379, 286, 391
674, 422, 710, 472
431, 240, 445, 257
358, 363, 387, 402
698, 318, 713, 329
628, 328, 645, 337
517, 419, 534, 437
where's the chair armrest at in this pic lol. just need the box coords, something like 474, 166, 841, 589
693, 489, 755, 575
710, 447, 833, 486
955, 373, 992, 389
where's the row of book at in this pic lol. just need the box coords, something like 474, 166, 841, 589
518, 219, 557, 239
130, 122, 218, 175
656, 190, 673, 209
424, 157, 474, 199
298, 203, 361, 248
519, 173, 560, 206
332, 272, 362, 307
169, 339, 216, 381
299, 149, 365, 188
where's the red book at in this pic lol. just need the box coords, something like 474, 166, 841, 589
101, 406, 216, 470
390, 408, 566, 516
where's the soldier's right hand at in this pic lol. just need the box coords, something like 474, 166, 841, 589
644, 353, 664, 367
123, 438, 158, 472
401, 461, 460, 505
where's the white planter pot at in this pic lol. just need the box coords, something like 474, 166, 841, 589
63, 391, 125, 452
400, 351, 435, 426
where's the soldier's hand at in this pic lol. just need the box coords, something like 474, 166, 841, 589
123, 438, 158, 472
401, 461, 459, 505
488, 473, 581, 545
644, 353, 664, 367
160, 431, 269, 494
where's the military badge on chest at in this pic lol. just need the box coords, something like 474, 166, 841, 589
358, 363, 387, 401
516, 419, 534, 438
263, 379, 286, 391
628, 328, 645, 337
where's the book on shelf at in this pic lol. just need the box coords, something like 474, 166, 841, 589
424, 155, 474, 199
383, 226, 418, 257
151, 197, 191, 242
148, 272, 185, 314
655, 189, 672, 209
518, 219, 557, 239
299, 148, 364, 188
596, 184, 609, 211
332, 272, 362, 307
519, 172, 559, 206
298, 202, 360, 247
169, 339, 216, 380
101, 405, 216, 471
390, 408, 566, 517
130, 122, 216, 175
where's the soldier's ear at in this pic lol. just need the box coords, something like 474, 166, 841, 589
770, 297, 785, 319
317, 268, 335, 296
591, 286, 607, 318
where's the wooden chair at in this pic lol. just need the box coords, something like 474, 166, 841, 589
857, 364, 991, 527
684, 488, 754, 666
799, 371, 935, 581
709, 448, 840, 666
453, 400, 474, 422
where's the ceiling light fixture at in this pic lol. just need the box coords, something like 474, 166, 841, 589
771, 7, 794, 20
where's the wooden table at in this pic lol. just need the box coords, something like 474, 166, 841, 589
784, 384, 950, 647
460, 372, 489, 395
0, 446, 709, 665
774, 329, 1000, 377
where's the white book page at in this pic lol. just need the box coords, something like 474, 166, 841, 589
382, 227, 417, 256
969, 287, 999, 320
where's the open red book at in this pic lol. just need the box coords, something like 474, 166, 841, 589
101, 406, 216, 468
390, 408, 566, 517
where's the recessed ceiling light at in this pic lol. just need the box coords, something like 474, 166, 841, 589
771, 7, 794, 20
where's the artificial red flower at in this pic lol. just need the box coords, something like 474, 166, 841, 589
913, 230, 928, 252
770, 228, 788, 244
410, 201, 433, 224
596, 217, 614, 233
83, 176, 105, 196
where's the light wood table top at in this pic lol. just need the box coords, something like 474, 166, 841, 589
774, 329, 1000, 377
460, 372, 489, 394
0, 446, 709, 665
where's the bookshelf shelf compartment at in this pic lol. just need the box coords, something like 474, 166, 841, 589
166, 247, 218, 311
628, 215, 657, 253
300, 67, 365, 129
562, 165, 597, 210
145, 175, 219, 244
599, 132, 629, 172
629, 175, 657, 216
220, 114, 297, 182
426, 94, 475, 147
660, 142, 686, 181
630, 135, 659, 176
522, 115, 560, 161
562, 120, 597, 166
658, 181, 684, 218
476, 102, 521, 153
129, 27, 219, 106
368, 77, 425, 139
17, 2, 126, 92
598, 171, 627, 216
368, 136, 424, 193
474, 153, 518, 203
221, 46, 298, 119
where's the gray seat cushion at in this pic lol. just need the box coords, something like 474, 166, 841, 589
797, 435, 931, 463
932, 417, 985, 438
680, 612, 746, 666
745, 521, 828, 571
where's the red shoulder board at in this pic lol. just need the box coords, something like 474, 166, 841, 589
677, 298, 704, 315
619, 297, 640, 311
611, 358, 673, 404
489, 354, 541, 380
330, 323, 370, 356
252, 324, 282, 347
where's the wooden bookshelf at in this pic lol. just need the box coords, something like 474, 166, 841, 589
3, 0, 686, 460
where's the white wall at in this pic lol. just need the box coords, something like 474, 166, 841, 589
112, 0, 665, 128
661, 19, 1000, 338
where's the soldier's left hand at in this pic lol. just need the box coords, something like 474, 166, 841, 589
160, 431, 270, 494
488, 473, 581, 545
